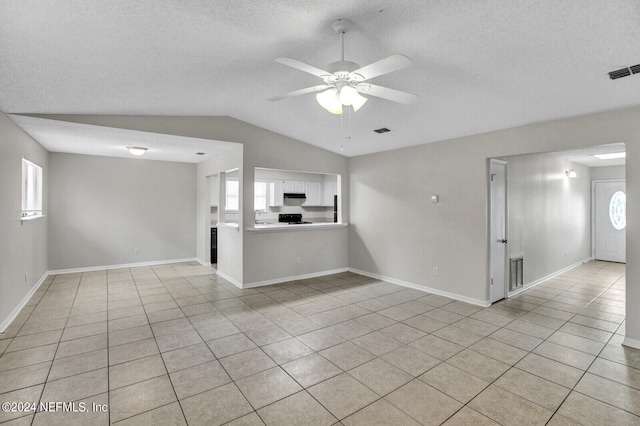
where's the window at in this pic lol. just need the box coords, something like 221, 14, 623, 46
22, 158, 43, 219
609, 190, 626, 230
254, 181, 267, 211
225, 178, 239, 212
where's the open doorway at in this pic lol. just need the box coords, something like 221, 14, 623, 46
207, 174, 219, 269
488, 143, 625, 301
489, 159, 508, 304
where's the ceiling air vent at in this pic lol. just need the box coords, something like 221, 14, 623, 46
631, 64, 640, 74
374, 127, 391, 134
609, 67, 631, 80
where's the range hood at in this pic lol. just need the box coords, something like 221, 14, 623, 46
283, 192, 306, 199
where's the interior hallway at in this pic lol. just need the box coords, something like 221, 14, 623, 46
0, 260, 634, 425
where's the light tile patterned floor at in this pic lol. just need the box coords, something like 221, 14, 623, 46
0, 260, 636, 425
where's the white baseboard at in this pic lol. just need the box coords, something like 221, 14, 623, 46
195, 258, 212, 267
349, 268, 491, 307
507, 257, 593, 298
47, 257, 199, 275
215, 269, 243, 289
242, 268, 350, 289
623, 337, 640, 350
0, 271, 49, 333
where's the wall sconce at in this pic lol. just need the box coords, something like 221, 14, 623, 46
565, 169, 577, 178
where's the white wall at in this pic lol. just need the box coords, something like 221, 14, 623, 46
349, 141, 489, 304
33, 115, 350, 287
506, 154, 592, 285
48, 153, 197, 270
0, 113, 48, 330
592, 165, 625, 181
22, 109, 640, 348
349, 107, 640, 312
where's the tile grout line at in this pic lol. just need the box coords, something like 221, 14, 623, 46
1, 261, 634, 425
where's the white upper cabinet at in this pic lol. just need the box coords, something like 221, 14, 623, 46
304, 181, 322, 206
322, 177, 338, 206
269, 180, 283, 207
283, 180, 306, 193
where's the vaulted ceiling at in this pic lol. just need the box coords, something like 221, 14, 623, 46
1, 1, 639, 159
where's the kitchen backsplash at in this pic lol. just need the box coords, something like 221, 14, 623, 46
255, 205, 333, 223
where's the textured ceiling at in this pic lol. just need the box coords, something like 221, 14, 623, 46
1, 0, 640, 159
7, 114, 239, 163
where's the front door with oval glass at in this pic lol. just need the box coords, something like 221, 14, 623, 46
594, 181, 626, 263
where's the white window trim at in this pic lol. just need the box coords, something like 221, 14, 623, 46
254, 180, 268, 212
21, 158, 44, 221
225, 177, 239, 213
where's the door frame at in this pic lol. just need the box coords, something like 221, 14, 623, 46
488, 159, 508, 304
592, 179, 625, 261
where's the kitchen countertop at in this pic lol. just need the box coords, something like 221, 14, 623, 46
246, 222, 348, 233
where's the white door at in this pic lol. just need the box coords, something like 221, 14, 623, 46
594, 181, 626, 263
489, 160, 508, 303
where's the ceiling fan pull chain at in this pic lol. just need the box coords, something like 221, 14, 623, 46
348, 105, 352, 140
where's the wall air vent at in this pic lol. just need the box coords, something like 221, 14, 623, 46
509, 255, 524, 291
631, 64, 640, 74
374, 127, 391, 134
195, 152, 206, 155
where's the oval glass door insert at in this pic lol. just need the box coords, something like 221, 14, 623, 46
609, 191, 626, 230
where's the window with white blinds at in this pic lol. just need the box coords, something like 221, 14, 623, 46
21, 158, 43, 218
225, 178, 239, 212
254, 181, 267, 212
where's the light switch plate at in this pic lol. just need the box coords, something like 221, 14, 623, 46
430, 194, 439, 203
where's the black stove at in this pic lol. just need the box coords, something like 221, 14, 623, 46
279, 213, 312, 224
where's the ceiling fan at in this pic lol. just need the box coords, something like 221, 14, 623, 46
268, 19, 418, 114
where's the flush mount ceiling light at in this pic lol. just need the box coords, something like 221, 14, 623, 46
269, 19, 418, 115
594, 152, 626, 160
127, 146, 148, 156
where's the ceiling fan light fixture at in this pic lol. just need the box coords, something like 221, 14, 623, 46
316, 88, 343, 114
271, 18, 417, 115
350, 92, 368, 112
338, 85, 358, 105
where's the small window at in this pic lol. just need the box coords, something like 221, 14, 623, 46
225, 178, 239, 212
609, 191, 626, 230
254, 181, 267, 212
22, 158, 43, 219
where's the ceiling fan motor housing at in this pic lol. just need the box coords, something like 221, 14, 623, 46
327, 61, 360, 75
324, 61, 365, 87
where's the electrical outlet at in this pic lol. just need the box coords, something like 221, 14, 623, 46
433, 267, 439, 276
296, 257, 301, 264
134, 247, 140, 253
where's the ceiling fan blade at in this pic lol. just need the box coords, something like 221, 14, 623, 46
275, 58, 332, 78
268, 85, 331, 101
357, 83, 418, 105
351, 55, 413, 80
